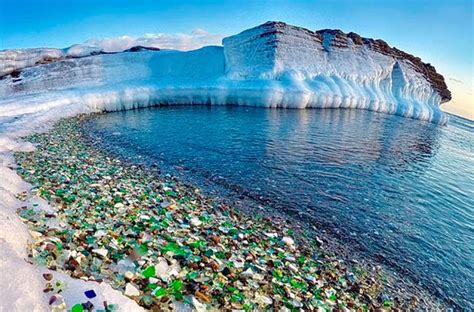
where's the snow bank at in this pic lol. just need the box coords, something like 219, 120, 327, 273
0, 165, 48, 312
0, 44, 103, 77
0, 48, 64, 77
39, 270, 144, 312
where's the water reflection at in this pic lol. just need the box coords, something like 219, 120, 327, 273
264, 108, 440, 169
83, 106, 473, 308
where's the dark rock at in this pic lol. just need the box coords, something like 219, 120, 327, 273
42, 273, 53, 281
82, 301, 94, 311
222, 267, 231, 276
123, 46, 161, 53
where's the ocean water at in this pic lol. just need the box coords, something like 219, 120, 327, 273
83, 106, 474, 308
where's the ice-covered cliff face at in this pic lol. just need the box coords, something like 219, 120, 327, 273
223, 21, 450, 123
0, 21, 450, 126
0, 45, 106, 77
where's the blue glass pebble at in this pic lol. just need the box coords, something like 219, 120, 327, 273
84, 289, 97, 299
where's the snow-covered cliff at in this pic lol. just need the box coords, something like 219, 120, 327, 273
223, 22, 449, 123
0, 21, 450, 127
0, 45, 105, 78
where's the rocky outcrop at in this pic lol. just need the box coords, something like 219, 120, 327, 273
254, 21, 450, 102
122, 46, 161, 52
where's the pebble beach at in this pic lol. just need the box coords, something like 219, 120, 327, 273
13, 115, 446, 311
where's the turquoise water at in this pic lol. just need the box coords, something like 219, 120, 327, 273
84, 106, 474, 308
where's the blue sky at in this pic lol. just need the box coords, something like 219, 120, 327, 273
0, 0, 472, 117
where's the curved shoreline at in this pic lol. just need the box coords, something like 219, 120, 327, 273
81, 110, 466, 309
11, 115, 449, 311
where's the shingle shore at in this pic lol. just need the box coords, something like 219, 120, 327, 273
13, 116, 435, 311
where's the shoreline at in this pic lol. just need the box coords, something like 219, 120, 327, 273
79, 110, 449, 308
9, 114, 449, 311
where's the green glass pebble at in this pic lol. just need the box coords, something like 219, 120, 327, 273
186, 271, 199, 280
173, 291, 184, 300
71, 303, 84, 312
154, 287, 166, 297
170, 280, 183, 292
140, 295, 154, 306
106, 304, 119, 311
142, 265, 156, 278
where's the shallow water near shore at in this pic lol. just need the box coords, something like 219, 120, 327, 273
83, 106, 474, 308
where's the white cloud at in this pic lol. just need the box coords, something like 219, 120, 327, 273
449, 77, 464, 84
83, 29, 223, 52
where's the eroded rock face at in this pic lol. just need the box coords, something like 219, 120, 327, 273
249, 21, 450, 102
